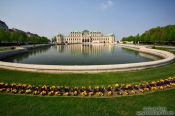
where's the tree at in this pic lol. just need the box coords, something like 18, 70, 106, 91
122, 25, 175, 44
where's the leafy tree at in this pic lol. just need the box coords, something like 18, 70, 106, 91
122, 25, 175, 44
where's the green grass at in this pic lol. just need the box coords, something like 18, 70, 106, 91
154, 47, 175, 54
0, 61, 175, 87
0, 89, 174, 116
0, 47, 12, 51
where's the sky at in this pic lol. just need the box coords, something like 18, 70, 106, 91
0, 0, 175, 40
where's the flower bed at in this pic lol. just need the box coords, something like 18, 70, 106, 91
0, 76, 175, 97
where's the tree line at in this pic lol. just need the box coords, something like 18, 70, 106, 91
0, 29, 50, 46
122, 25, 175, 44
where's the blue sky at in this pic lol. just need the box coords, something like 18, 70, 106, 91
0, 0, 175, 40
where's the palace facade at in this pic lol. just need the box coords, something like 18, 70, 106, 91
56, 30, 115, 44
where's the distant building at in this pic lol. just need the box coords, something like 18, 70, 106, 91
10, 28, 38, 37
11, 28, 25, 33
0, 20, 8, 30
26, 32, 38, 37
56, 30, 115, 44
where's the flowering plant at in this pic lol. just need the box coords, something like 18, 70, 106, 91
0, 76, 175, 97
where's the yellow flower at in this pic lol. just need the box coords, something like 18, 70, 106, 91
50, 86, 56, 90
41, 85, 47, 89
126, 84, 131, 88
48, 91, 54, 96
27, 85, 32, 88
131, 90, 136, 94
115, 83, 119, 87
166, 85, 171, 88
151, 87, 157, 90
89, 92, 94, 96
25, 89, 32, 94
123, 91, 129, 95
96, 92, 103, 96
139, 89, 144, 93
170, 83, 175, 87
144, 88, 149, 91
168, 77, 173, 80
159, 86, 164, 90
22, 84, 27, 87
40, 91, 47, 96
107, 91, 113, 96
6, 88, 11, 92
95, 86, 99, 89
63, 92, 69, 96
151, 81, 156, 84
55, 92, 61, 96
81, 91, 87, 96
12, 89, 17, 93
0, 82, 4, 85
33, 91, 39, 95
73, 91, 78, 96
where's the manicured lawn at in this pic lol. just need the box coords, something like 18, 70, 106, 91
0, 89, 174, 116
154, 47, 175, 54
0, 47, 12, 51
0, 63, 174, 116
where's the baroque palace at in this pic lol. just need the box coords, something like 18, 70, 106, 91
56, 30, 115, 44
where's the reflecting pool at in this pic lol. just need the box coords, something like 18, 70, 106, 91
2, 44, 161, 65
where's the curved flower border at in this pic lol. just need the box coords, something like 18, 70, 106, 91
0, 76, 175, 97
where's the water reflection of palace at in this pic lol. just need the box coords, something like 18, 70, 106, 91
55, 44, 115, 56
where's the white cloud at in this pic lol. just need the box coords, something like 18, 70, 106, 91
100, 0, 113, 10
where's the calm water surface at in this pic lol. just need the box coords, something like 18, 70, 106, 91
2, 44, 161, 65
